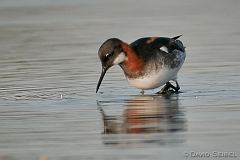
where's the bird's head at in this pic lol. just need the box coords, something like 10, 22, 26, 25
96, 38, 127, 93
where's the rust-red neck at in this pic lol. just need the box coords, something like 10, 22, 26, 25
120, 42, 144, 74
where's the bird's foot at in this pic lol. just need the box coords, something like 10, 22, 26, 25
156, 81, 180, 95
140, 90, 145, 95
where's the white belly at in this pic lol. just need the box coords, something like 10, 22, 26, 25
127, 67, 180, 90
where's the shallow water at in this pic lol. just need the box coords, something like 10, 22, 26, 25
0, 0, 240, 159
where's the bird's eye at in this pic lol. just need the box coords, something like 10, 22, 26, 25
105, 51, 114, 58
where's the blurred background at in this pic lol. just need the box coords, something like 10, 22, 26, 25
0, 0, 240, 159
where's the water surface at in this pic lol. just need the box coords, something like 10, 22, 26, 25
0, 0, 240, 159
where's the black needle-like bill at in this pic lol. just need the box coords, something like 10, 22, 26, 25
96, 67, 107, 93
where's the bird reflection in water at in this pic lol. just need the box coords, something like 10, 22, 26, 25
98, 93, 186, 134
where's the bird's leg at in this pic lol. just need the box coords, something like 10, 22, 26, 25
157, 81, 180, 94
174, 80, 180, 92
157, 82, 172, 94
166, 81, 180, 92
140, 90, 145, 95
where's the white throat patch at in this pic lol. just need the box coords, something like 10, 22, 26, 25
113, 52, 126, 65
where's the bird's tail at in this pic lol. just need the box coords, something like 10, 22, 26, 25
172, 35, 185, 52
172, 35, 182, 40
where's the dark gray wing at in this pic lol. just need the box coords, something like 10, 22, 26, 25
130, 36, 185, 61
